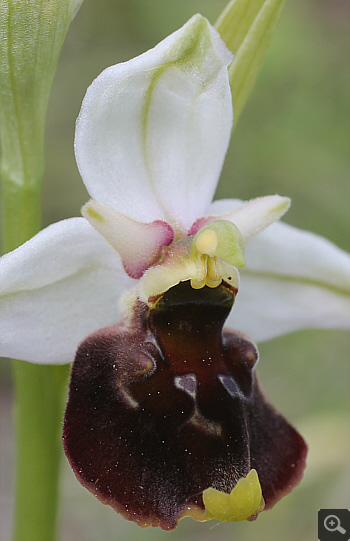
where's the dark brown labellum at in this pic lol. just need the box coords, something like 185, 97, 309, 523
63, 281, 307, 530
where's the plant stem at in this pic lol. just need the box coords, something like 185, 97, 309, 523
12, 362, 70, 541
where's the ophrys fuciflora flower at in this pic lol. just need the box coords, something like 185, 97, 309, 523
1, 14, 349, 531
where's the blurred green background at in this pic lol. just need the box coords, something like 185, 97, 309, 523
1, 0, 349, 540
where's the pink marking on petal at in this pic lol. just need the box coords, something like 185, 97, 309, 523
82, 200, 174, 279
188, 215, 218, 236
123, 220, 174, 279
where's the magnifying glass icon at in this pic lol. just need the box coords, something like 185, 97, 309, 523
324, 515, 346, 534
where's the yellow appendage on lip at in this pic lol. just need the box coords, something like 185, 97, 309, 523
202, 469, 265, 522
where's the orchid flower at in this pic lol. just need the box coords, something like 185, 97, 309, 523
0, 14, 349, 531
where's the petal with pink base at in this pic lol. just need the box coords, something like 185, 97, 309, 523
82, 200, 174, 279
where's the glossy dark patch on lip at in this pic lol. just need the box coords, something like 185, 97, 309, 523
63, 281, 307, 530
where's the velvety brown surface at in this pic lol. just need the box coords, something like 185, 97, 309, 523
63, 282, 307, 530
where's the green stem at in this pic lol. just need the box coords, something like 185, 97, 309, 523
12, 362, 70, 541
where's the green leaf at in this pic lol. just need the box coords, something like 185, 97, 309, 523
0, 0, 84, 194
215, 0, 286, 128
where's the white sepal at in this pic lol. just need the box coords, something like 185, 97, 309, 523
75, 15, 233, 231
0, 218, 134, 364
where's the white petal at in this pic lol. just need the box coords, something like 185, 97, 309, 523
223, 195, 290, 241
190, 195, 290, 240
225, 219, 350, 340
82, 200, 174, 278
207, 198, 242, 215
0, 219, 134, 364
75, 15, 233, 230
